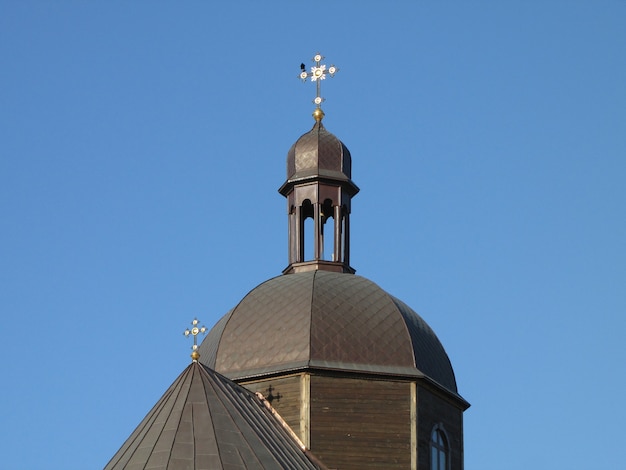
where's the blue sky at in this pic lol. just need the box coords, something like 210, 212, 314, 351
1, 2, 625, 469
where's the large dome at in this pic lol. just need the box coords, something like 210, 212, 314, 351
198, 270, 458, 393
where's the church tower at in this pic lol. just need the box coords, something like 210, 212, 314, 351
198, 53, 469, 469
278, 105, 358, 273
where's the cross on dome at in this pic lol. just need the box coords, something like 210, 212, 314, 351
299, 53, 338, 119
183, 318, 207, 361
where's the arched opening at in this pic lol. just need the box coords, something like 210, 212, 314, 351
430, 425, 449, 470
341, 205, 349, 265
321, 199, 334, 261
288, 204, 297, 263
289, 198, 351, 267
302, 199, 314, 260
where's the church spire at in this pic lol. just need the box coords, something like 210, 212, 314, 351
279, 53, 358, 275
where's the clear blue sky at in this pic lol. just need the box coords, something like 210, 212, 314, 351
1, 2, 625, 469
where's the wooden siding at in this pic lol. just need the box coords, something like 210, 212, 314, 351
239, 374, 303, 437
310, 375, 411, 469
417, 386, 464, 470
239, 374, 465, 469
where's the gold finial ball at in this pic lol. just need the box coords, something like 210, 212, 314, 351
191, 350, 200, 361
313, 107, 325, 122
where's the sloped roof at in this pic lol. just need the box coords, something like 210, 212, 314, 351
199, 271, 460, 395
105, 361, 325, 470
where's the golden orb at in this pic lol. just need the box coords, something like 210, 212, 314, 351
191, 350, 200, 361
313, 108, 325, 122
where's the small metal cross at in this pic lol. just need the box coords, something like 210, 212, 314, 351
299, 53, 338, 109
184, 318, 207, 361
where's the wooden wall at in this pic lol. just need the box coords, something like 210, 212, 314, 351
240, 374, 303, 437
241, 373, 465, 470
417, 385, 464, 470
309, 375, 412, 470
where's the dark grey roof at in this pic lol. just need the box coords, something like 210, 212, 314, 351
199, 271, 459, 395
105, 361, 325, 470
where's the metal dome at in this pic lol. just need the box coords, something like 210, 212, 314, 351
283, 121, 355, 186
198, 271, 458, 393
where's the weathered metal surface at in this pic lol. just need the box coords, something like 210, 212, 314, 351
199, 270, 458, 393
105, 362, 324, 470
282, 121, 357, 190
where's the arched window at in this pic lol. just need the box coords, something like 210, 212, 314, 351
430, 425, 449, 470
321, 199, 334, 261
301, 200, 314, 260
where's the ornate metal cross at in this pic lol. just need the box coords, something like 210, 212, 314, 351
299, 53, 338, 109
184, 318, 207, 361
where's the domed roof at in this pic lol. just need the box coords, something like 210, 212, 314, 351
198, 271, 458, 394
283, 121, 354, 186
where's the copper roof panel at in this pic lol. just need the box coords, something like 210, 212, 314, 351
287, 122, 352, 181
200, 309, 233, 368
309, 272, 415, 367
105, 362, 324, 469
392, 296, 457, 391
212, 274, 313, 374
200, 271, 458, 394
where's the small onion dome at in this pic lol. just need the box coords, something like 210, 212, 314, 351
279, 121, 358, 197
